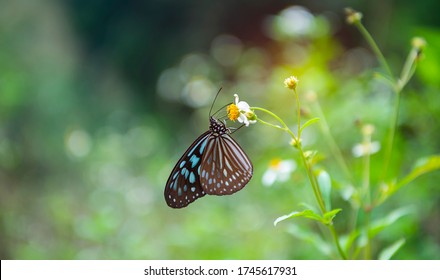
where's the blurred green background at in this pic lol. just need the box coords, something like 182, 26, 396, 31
1, 0, 439, 259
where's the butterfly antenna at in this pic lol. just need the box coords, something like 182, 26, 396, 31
209, 87, 223, 117
230, 124, 245, 134
211, 103, 231, 119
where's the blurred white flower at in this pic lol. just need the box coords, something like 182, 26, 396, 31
352, 141, 381, 157
262, 159, 297, 187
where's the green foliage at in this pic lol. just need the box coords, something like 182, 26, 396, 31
274, 208, 342, 226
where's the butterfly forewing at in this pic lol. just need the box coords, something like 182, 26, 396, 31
164, 132, 210, 208
199, 133, 253, 195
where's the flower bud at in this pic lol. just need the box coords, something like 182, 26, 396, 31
345, 8, 362, 25
284, 76, 299, 90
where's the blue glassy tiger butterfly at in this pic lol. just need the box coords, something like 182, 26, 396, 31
165, 90, 253, 208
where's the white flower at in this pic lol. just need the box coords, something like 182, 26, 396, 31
352, 141, 381, 158
228, 94, 256, 126
262, 159, 297, 187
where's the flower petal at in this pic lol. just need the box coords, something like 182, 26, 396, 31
237, 101, 250, 111
262, 170, 277, 187
234, 94, 239, 105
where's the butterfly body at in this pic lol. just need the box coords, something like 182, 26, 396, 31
165, 116, 253, 208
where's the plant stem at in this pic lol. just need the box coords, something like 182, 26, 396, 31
294, 89, 302, 140
364, 212, 372, 259
329, 224, 348, 260
354, 21, 394, 80
399, 47, 418, 90
252, 106, 347, 260
252, 107, 298, 141
297, 144, 327, 214
381, 86, 401, 182
380, 45, 419, 183
313, 100, 353, 183
362, 133, 372, 259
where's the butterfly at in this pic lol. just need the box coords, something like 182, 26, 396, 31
164, 97, 253, 208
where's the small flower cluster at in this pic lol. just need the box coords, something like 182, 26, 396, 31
284, 76, 299, 90
227, 94, 256, 126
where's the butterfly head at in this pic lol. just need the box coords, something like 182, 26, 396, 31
209, 116, 228, 136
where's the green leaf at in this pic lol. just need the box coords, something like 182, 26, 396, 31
342, 230, 362, 253
378, 155, 440, 204
378, 238, 406, 260
274, 209, 323, 226
317, 170, 332, 209
300, 117, 320, 133
397, 155, 440, 188
369, 207, 413, 238
286, 224, 332, 257
323, 208, 342, 225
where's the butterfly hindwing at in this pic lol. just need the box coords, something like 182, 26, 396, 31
199, 133, 253, 195
164, 131, 210, 208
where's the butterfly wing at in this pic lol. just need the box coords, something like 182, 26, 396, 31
199, 133, 253, 195
164, 131, 210, 208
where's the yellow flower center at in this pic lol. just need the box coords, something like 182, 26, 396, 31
227, 104, 239, 121
269, 158, 282, 170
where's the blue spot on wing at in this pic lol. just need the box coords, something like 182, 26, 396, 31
189, 172, 196, 183
189, 154, 200, 168
188, 136, 208, 157
199, 138, 208, 154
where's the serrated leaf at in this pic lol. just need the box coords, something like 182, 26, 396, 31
378, 238, 406, 260
323, 208, 342, 225
300, 117, 320, 134
378, 155, 440, 205
317, 170, 332, 209
274, 209, 323, 226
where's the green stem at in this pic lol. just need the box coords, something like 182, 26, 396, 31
313, 100, 353, 183
365, 212, 372, 259
362, 136, 372, 206
256, 118, 285, 131
297, 145, 327, 214
399, 47, 418, 90
379, 45, 419, 185
253, 106, 347, 260
329, 225, 348, 260
294, 89, 302, 139
252, 107, 298, 141
381, 89, 401, 181
362, 134, 372, 259
354, 21, 394, 80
